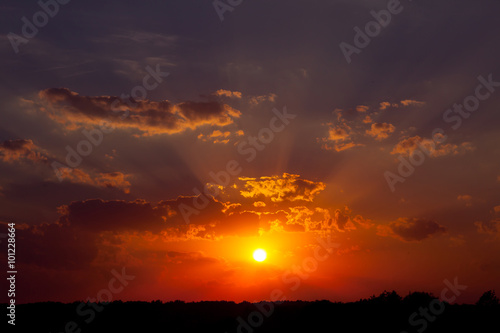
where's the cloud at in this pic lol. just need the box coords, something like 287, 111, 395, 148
362, 115, 373, 124
94, 172, 132, 193
366, 122, 395, 141
327, 126, 350, 141
14, 222, 98, 269
356, 105, 369, 112
332, 208, 355, 231
165, 251, 221, 265
198, 130, 231, 144
325, 208, 373, 232
239, 173, 326, 203
391, 136, 475, 157
249, 93, 277, 105
197, 129, 244, 144
58, 199, 170, 233
475, 219, 500, 235
320, 99, 427, 150
400, 100, 426, 107
379, 102, 398, 110
55, 196, 265, 241
57, 169, 132, 193
10, 196, 226, 269
377, 218, 447, 242
0, 139, 131, 193
38, 88, 241, 136
0, 139, 48, 164
6, 167, 372, 274
213, 89, 242, 99
321, 122, 362, 152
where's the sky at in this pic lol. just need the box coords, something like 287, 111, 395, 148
0, 0, 499, 305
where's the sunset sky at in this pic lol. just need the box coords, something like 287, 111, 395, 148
1, 0, 499, 305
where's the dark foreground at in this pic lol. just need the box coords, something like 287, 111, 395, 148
4, 291, 500, 332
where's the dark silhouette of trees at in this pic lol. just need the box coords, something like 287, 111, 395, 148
476, 290, 499, 306
4, 291, 499, 333
402, 291, 436, 306
366, 290, 402, 304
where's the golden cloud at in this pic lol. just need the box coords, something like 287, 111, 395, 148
239, 173, 326, 203
213, 89, 242, 99
366, 122, 395, 141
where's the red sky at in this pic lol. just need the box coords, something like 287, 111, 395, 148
0, 0, 499, 305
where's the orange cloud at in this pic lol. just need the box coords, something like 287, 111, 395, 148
379, 102, 398, 110
321, 124, 362, 152
249, 93, 277, 105
213, 89, 242, 99
362, 115, 373, 124
366, 122, 395, 141
400, 100, 426, 107
356, 105, 369, 112
319, 109, 366, 152
197, 129, 242, 144
391, 136, 475, 157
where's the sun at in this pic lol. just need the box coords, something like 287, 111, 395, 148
253, 249, 267, 262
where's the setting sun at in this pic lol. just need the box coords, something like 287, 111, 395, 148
253, 249, 267, 262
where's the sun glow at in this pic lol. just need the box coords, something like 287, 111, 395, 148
253, 249, 267, 262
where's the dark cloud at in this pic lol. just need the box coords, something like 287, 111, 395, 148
332, 208, 354, 231
56, 196, 261, 238
13, 222, 98, 269
165, 251, 221, 265
57, 169, 132, 193
378, 218, 447, 242
38, 88, 241, 136
58, 198, 169, 233
0, 139, 48, 163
